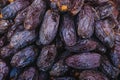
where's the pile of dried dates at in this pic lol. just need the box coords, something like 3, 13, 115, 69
0, 0, 120, 80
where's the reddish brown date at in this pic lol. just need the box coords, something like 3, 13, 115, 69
79, 70, 109, 80
95, 19, 115, 48
24, 0, 46, 30
37, 44, 57, 71
60, 14, 77, 46
77, 4, 95, 38
17, 67, 39, 80
39, 10, 60, 45
50, 0, 84, 15
11, 46, 38, 68
10, 30, 36, 49
1, 0, 31, 19
65, 53, 101, 69
0, 59, 9, 80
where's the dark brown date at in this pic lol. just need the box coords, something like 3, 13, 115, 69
77, 4, 95, 38
17, 67, 39, 80
0, 59, 9, 80
100, 56, 120, 79
79, 70, 109, 80
39, 10, 60, 45
24, 0, 46, 30
50, 0, 84, 15
1, 0, 31, 19
95, 19, 115, 48
60, 14, 77, 46
10, 30, 36, 49
37, 44, 57, 71
65, 53, 101, 69
11, 46, 38, 68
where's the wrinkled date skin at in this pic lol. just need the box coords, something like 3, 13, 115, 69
79, 70, 109, 80
39, 10, 60, 45
100, 56, 120, 79
65, 39, 104, 53
95, 19, 115, 48
17, 67, 39, 80
0, 59, 9, 80
65, 53, 101, 69
50, 0, 84, 15
50, 51, 70, 76
60, 14, 77, 46
7, 24, 24, 40
0, 45, 17, 58
10, 30, 36, 49
11, 46, 38, 68
110, 32, 120, 68
37, 44, 57, 71
15, 7, 29, 25
1, 0, 31, 19
77, 4, 95, 39
50, 59, 69, 76
96, 1, 119, 19
24, 0, 46, 30
0, 20, 13, 34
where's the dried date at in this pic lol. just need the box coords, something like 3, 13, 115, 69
60, 14, 77, 46
17, 67, 39, 80
95, 19, 115, 48
79, 70, 109, 80
10, 30, 36, 49
65, 53, 101, 69
24, 0, 46, 30
39, 10, 60, 45
1, 0, 31, 19
77, 4, 95, 38
37, 44, 57, 71
11, 46, 38, 68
